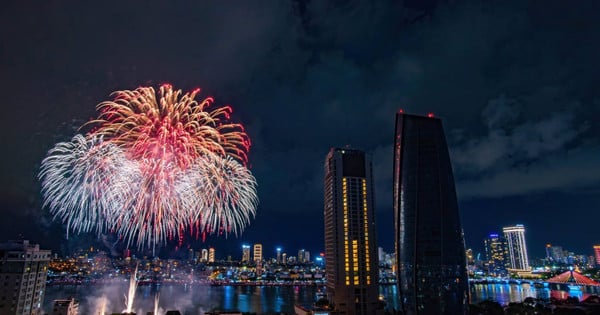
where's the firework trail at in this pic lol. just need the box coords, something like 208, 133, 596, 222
39, 85, 258, 249
39, 134, 140, 238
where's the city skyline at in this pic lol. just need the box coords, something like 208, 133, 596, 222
1, 1, 600, 260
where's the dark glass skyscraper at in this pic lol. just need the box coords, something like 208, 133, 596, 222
393, 113, 469, 314
324, 148, 380, 315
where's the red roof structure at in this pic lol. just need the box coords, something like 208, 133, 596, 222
546, 270, 600, 286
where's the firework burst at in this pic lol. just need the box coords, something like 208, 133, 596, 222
39, 85, 258, 249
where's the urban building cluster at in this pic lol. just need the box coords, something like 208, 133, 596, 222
463, 224, 600, 280
46, 245, 327, 287
478, 224, 531, 277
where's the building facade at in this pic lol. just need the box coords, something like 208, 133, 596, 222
484, 234, 509, 276
241, 245, 251, 262
208, 248, 215, 263
298, 249, 305, 263
51, 298, 78, 315
593, 245, 600, 267
324, 148, 380, 315
503, 225, 530, 270
393, 112, 469, 315
253, 244, 263, 263
0, 240, 51, 315
545, 244, 564, 263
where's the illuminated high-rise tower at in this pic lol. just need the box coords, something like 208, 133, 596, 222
594, 245, 600, 267
484, 233, 509, 275
208, 247, 215, 263
393, 112, 469, 315
241, 245, 251, 262
324, 148, 380, 315
253, 244, 263, 262
201, 248, 209, 262
298, 249, 305, 263
503, 225, 529, 270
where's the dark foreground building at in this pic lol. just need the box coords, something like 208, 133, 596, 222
393, 113, 469, 314
324, 148, 381, 315
0, 240, 51, 315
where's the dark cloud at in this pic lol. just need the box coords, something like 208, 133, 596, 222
452, 96, 591, 188
452, 97, 596, 198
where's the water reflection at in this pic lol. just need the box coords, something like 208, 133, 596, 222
223, 286, 233, 310
470, 283, 538, 305
469, 283, 600, 305
44, 283, 600, 314
380, 284, 400, 311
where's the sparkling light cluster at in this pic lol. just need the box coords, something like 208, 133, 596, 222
39, 85, 258, 249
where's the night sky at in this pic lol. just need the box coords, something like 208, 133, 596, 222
1, 1, 599, 261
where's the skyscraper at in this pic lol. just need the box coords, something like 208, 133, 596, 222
503, 224, 530, 270
208, 248, 215, 263
242, 245, 251, 262
201, 248, 209, 262
546, 244, 564, 263
393, 112, 469, 315
593, 245, 600, 267
253, 244, 263, 262
324, 148, 380, 315
545, 244, 552, 261
484, 234, 509, 276
276, 247, 282, 264
298, 249, 305, 263
0, 240, 51, 315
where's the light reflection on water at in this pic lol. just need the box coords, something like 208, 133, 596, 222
44, 283, 599, 314
469, 283, 600, 306
470, 283, 540, 305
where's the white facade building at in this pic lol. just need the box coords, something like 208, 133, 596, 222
503, 224, 530, 270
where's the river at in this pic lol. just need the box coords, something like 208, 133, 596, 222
43, 283, 599, 314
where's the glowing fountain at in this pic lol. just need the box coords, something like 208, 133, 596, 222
154, 292, 160, 315
97, 295, 107, 315
124, 264, 138, 313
